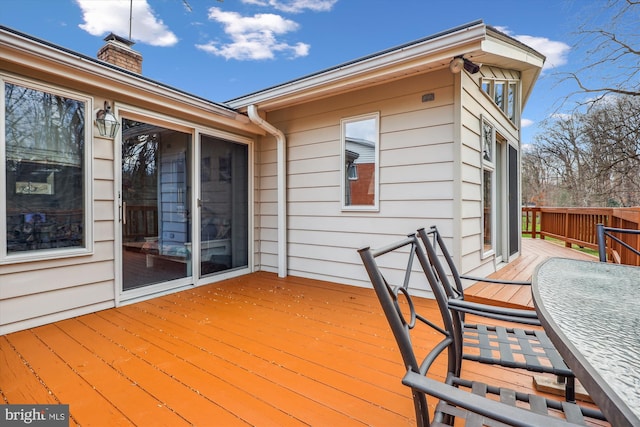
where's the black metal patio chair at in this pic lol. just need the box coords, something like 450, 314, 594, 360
596, 223, 640, 264
416, 226, 576, 402
358, 234, 606, 426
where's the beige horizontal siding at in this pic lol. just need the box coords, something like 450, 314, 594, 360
255, 70, 458, 283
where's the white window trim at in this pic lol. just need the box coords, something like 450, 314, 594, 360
1, 74, 94, 263
340, 112, 380, 211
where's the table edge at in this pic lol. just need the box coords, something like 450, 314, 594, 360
532, 257, 640, 427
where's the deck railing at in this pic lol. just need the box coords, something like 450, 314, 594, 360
523, 206, 640, 266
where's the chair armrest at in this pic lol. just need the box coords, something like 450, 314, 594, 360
402, 371, 572, 427
460, 274, 531, 286
448, 299, 541, 326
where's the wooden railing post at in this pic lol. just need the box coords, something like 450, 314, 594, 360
522, 207, 540, 239
564, 211, 571, 247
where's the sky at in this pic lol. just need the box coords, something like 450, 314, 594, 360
0, 0, 624, 144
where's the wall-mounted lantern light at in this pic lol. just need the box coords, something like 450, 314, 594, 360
95, 101, 120, 138
449, 56, 481, 74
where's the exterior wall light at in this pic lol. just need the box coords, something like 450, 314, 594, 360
95, 101, 120, 138
449, 56, 481, 74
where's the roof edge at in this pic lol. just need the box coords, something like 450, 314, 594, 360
0, 25, 238, 117
225, 20, 486, 106
486, 25, 546, 62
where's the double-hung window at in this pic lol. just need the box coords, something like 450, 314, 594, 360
2, 77, 92, 262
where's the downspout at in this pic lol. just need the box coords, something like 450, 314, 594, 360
247, 105, 287, 277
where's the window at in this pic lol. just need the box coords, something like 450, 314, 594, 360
481, 118, 495, 255
2, 78, 91, 261
507, 82, 517, 121
494, 81, 505, 111
482, 120, 493, 162
483, 169, 493, 253
482, 78, 518, 124
341, 113, 379, 210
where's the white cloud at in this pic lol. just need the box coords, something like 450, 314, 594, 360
196, 7, 310, 60
521, 118, 534, 128
76, 0, 178, 47
494, 26, 570, 71
241, 0, 338, 13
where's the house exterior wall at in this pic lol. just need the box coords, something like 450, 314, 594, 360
1, 24, 538, 334
0, 81, 259, 334
459, 65, 523, 277
0, 36, 261, 334
255, 64, 526, 291
0, 90, 118, 334
256, 69, 461, 291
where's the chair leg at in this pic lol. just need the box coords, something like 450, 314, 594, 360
565, 376, 576, 403
412, 391, 430, 427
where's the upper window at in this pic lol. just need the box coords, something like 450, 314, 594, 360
482, 79, 518, 123
2, 78, 91, 261
341, 113, 379, 210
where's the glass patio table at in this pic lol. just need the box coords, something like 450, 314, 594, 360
532, 257, 640, 427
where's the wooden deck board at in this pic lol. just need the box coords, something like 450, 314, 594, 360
0, 241, 608, 426
0, 335, 60, 405
465, 238, 598, 309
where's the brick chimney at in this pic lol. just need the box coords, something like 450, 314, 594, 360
97, 33, 142, 74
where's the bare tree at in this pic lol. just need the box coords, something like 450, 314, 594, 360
581, 96, 640, 205
525, 1, 640, 207
561, 0, 639, 108
530, 115, 596, 206
524, 95, 640, 207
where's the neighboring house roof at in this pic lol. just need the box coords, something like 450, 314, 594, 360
346, 137, 375, 164
226, 20, 545, 112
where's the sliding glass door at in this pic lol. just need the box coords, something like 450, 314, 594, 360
121, 120, 192, 291
199, 135, 248, 276
119, 119, 249, 293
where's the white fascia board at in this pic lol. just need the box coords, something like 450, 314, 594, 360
480, 39, 545, 70
226, 24, 488, 111
1, 29, 255, 130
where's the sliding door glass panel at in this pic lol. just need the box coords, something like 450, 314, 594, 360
200, 135, 248, 276
122, 119, 192, 290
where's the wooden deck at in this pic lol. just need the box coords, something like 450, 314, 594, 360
466, 238, 598, 309
1, 240, 606, 426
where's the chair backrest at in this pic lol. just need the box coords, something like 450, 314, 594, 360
416, 226, 465, 302
415, 226, 468, 370
358, 234, 461, 427
596, 223, 640, 265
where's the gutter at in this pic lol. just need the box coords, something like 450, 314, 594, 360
247, 105, 287, 278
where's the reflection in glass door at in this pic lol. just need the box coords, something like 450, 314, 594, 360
199, 135, 248, 276
121, 119, 192, 291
